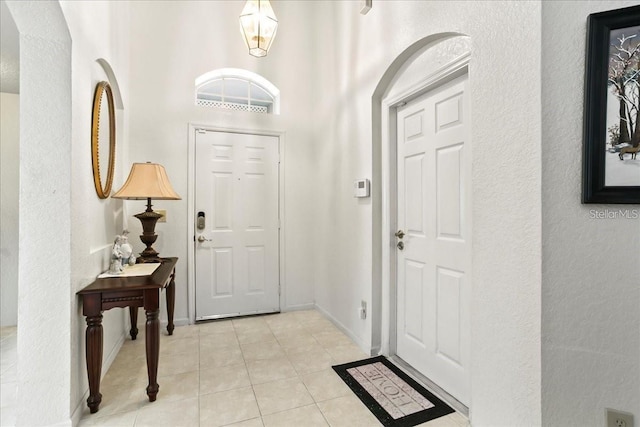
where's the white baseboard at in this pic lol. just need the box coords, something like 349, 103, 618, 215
71, 393, 87, 427
313, 304, 372, 355
370, 344, 381, 356
162, 317, 190, 327
282, 303, 315, 312
71, 333, 125, 426
137, 317, 191, 327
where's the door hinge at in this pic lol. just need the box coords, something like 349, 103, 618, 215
196, 128, 206, 134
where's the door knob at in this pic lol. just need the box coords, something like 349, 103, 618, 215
397, 241, 404, 250
197, 235, 211, 243
395, 230, 405, 239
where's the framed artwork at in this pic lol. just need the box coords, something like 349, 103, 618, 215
583, 5, 640, 204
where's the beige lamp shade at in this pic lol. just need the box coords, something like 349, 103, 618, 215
112, 162, 181, 200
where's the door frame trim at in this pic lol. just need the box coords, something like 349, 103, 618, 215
380, 53, 470, 356
187, 123, 286, 324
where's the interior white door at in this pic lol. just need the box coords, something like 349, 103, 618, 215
195, 131, 280, 320
395, 74, 471, 406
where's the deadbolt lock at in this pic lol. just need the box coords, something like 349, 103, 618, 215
395, 230, 405, 239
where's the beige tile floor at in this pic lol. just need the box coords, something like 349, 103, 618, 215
3, 310, 469, 427
79, 310, 468, 427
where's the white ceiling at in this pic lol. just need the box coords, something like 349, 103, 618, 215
1, 0, 20, 94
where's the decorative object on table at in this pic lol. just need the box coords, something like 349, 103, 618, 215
112, 162, 181, 263
332, 356, 455, 427
98, 262, 162, 279
120, 230, 135, 266
582, 5, 640, 204
91, 81, 116, 199
239, 0, 278, 58
107, 235, 124, 274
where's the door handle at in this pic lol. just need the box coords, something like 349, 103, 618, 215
395, 230, 405, 239
397, 241, 404, 250
197, 235, 212, 243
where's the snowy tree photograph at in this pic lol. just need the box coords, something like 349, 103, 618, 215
583, 6, 640, 203
605, 24, 640, 187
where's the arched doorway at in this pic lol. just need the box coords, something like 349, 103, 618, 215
372, 33, 472, 414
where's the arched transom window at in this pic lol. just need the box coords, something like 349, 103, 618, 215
195, 68, 280, 114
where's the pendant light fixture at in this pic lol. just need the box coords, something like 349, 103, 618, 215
239, 0, 278, 58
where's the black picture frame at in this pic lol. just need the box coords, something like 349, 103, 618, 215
582, 5, 640, 204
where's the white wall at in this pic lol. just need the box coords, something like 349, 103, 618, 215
5, 0, 73, 424
58, 0, 131, 421
541, 1, 640, 425
310, 1, 542, 425
4, 1, 130, 423
127, 0, 318, 323
0, 92, 19, 327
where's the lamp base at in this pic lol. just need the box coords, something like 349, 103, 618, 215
134, 198, 163, 263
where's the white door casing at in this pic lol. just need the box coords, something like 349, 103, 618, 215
194, 130, 280, 320
395, 74, 471, 406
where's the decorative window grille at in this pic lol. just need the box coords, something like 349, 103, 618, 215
195, 99, 269, 114
195, 68, 280, 115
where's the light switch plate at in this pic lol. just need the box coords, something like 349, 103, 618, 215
156, 209, 166, 223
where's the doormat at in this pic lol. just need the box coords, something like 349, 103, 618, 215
332, 356, 455, 427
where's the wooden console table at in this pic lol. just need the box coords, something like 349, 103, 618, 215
77, 257, 178, 414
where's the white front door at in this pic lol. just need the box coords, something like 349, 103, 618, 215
195, 130, 280, 320
395, 74, 471, 406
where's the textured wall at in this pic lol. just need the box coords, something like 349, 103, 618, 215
5, 0, 131, 423
127, 0, 318, 322
5, 1, 73, 424
0, 93, 19, 327
541, 1, 640, 425
310, 1, 542, 425
58, 0, 132, 421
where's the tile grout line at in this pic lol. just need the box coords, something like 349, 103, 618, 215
234, 319, 268, 426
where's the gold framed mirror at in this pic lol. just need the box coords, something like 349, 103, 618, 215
91, 81, 116, 199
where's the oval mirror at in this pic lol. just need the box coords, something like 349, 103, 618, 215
91, 81, 116, 199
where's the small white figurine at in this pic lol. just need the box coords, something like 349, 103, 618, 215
120, 230, 135, 266
107, 235, 124, 274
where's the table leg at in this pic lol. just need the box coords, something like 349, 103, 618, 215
166, 272, 175, 335
85, 314, 103, 413
145, 308, 160, 401
129, 306, 139, 340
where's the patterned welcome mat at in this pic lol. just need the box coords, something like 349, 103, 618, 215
332, 356, 455, 427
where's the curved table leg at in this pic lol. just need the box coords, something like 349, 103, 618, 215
86, 314, 103, 413
129, 306, 139, 340
166, 272, 175, 335
145, 308, 160, 401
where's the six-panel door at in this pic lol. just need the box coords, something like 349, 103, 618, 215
395, 74, 471, 406
195, 131, 280, 320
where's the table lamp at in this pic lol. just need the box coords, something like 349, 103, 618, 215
112, 162, 181, 263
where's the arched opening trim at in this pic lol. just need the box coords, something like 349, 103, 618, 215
195, 68, 280, 114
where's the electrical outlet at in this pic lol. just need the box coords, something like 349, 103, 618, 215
157, 209, 167, 223
360, 301, 367, 319
606, 408, 634, 427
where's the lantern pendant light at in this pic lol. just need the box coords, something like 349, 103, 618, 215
239, 0, 278, 57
